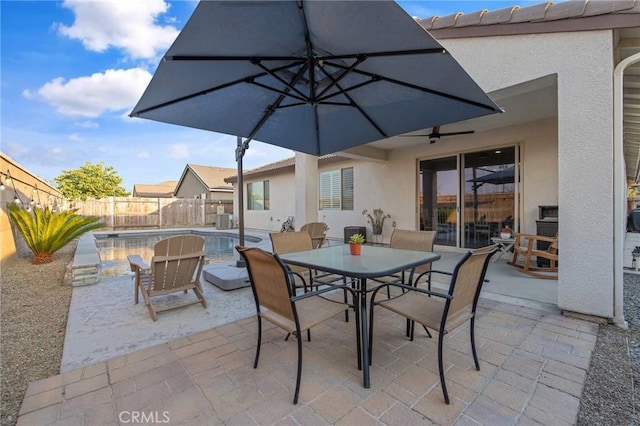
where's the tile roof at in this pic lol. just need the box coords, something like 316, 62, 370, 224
419, 0, 639, 31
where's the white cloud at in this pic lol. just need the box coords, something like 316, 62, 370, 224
75, 120, 99, 129
136, 150, 150, 159
68, 133, 84, 142
24, 68, 152, 117
56, 0, 179, 60
168, 144, 190, 159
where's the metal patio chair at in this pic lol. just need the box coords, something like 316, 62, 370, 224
236, 246, 358, 404
369, 244, 498, 404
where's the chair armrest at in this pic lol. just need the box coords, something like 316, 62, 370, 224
414, 269, 452, 284
127, 255, 150, 272
371, 280, 452, 301
516, 233, 557, 244
291, 282, 358, 302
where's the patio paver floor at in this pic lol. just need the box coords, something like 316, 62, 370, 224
17, 297, 597, 425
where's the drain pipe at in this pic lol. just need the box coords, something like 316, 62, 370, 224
612, 52, 640, 328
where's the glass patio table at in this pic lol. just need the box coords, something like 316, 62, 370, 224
279, 244, 440, 388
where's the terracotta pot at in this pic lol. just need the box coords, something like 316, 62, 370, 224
350, 243, 362, 255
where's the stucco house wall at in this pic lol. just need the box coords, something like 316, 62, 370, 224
438, 30, 613, 319
232, 28, 617, 320
242, 172, 295, 233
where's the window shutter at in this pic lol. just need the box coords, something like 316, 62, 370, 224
320, 171, 340, 210
341, 168, 354, 211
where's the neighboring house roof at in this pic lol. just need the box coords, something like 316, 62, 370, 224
132, 181, 177, 198
176, 164, 236, 193
224, 155, 349, 183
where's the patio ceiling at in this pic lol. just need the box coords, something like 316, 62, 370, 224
619, 27, 640, 183
360, 75, 557, 152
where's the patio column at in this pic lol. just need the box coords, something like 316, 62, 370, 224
294, 153, 318, 229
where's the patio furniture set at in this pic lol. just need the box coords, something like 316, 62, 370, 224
127, 223, 557, 405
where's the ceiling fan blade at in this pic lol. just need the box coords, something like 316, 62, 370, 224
399, 134, 430, 137
439, 130, 475, 137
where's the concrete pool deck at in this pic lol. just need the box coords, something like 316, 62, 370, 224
63, 228, 273, 371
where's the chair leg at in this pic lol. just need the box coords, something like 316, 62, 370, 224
140, 290, 157, 321
470, 316, 480, 370
354, 300, 361, 371
254, 316, 262, 369
343, 277, 349, 323
193, 286, 207, 308
438, 330, 450, 404
293, 326, 303, 405
134, 276, 139, 304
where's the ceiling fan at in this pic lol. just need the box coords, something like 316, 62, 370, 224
402, 125, 475, 144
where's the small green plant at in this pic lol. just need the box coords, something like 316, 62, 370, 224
349, 233, 365, 244
7, 204, 103, 264
362, 208, 391, 234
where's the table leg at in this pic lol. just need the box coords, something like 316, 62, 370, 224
359, 278, 370, 388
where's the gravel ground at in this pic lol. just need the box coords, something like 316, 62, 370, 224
577, 273, 640, 425
0, 244, 74, 426
0, 244, 638, 426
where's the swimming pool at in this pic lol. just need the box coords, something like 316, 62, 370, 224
95, 231, 249, 277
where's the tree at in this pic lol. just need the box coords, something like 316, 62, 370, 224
54, 162, 130, 200
8, 204, 103, 264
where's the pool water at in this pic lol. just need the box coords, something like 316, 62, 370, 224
96, 234, 238, 277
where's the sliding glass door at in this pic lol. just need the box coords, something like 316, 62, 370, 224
419, 156, 458, 246
419, 147, 517, 248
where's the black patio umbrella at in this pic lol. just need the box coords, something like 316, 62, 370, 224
130, 0, 502, 247
468, 167, 515, 187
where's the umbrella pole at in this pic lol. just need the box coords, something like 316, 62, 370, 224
236, 136, 247, 267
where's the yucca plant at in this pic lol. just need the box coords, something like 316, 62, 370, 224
7, 204, 103, 264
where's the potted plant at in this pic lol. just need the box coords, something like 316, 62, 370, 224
500, 227, 512, 239
349, 233, 366, 255
362, 209, 391, 235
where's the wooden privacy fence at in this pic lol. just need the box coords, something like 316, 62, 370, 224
64, 197, 234, 229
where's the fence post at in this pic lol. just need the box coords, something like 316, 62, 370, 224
109, 197, 115, 229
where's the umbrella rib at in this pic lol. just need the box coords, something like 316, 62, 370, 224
317, 47, 446, 61
316, 79, 378, 103
249, 80, 308, 103
314, 64, 387, 138
131, 62, 301, 116
165, 48, 445, 63
325, 61, 501, 112
316, 56, 366, 100
277, 101, 352, 109
298, 0, 320, 153
252, 59, 308, 100
245, 61, 309, 143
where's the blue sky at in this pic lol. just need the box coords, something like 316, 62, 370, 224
1, 0, 546, 192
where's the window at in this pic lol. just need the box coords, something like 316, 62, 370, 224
319, 167, 353, 210
247, 180, 269, 210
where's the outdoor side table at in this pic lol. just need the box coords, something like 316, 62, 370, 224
490, 237, 516, 262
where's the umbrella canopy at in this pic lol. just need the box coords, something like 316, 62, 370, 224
130, 0, 501, 156
468, 167, 515, 186
130, 0, 502, 253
